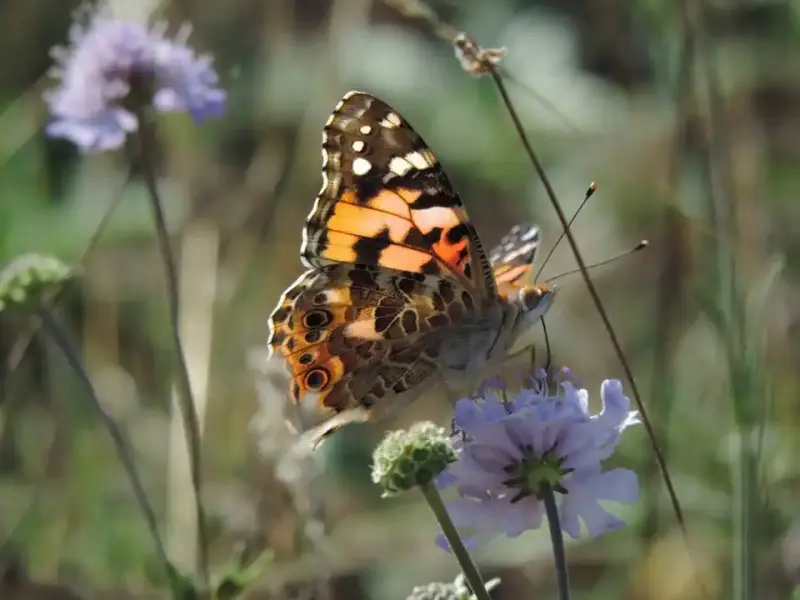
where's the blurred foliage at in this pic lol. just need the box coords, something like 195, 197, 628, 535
1, 0, 799, 598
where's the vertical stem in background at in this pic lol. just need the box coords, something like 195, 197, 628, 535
166, 223, 219, 580
682, 1, 756, 598
641, 17, 695, 543
134, 110, 210, 585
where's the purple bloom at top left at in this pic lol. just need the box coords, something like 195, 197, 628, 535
44, 16, 226, 152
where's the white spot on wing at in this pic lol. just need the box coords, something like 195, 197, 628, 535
413, 206, 460, 233
520, 227, 540, 242
405, 151, 433, 170
389, 156, 413, 176
344, 320, 383, 340
381, 112, 403, 129
359, 125, 372, 135
352, 157, 372, 175
352, 140, 365, 152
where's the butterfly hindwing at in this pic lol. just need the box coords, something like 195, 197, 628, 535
268, 263, 480, 417
489, 222, 541, 298
301, 90, 497, 299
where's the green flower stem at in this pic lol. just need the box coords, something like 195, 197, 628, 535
37, 306, 180, 594
541, 483, 570, 600
134, 108, 210, 585
419, 482, 492, 600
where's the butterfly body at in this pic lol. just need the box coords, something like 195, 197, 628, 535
267, 91, 555, 444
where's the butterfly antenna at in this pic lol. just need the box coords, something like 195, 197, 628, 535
534, 182, 597, 281
545, 240, 649, 284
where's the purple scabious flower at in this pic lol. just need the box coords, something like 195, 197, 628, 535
438, 369, 640, 549
45, 14, 226, 152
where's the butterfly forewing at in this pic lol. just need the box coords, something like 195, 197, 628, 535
301, 91, 497, 299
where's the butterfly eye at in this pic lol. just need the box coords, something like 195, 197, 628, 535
304, 367, 330, 391
519, 284, 554, 310
303, 309, 332, 329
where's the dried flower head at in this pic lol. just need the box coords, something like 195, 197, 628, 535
405, 573, 502, 600
372, 422, 456, 497
438, 369, 640, 548
453, 33, 506, 77
45, 11, 226, 151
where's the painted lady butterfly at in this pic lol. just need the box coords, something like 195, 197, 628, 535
268, 91, 555, 444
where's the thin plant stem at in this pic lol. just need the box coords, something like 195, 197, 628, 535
541, 483, 570, 600
640, 4, 696, 545
484, 67, 687, 531
134, 109, 210, 585
419, 482, 492, 600
4, 168, 133, 376
682, 1, 755, 597
36, 305, 179, 591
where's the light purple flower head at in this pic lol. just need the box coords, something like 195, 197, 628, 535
45, 13, 226, 152
438, 370, 640, 549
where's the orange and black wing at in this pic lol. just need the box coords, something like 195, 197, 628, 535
300, 90, 497, 299
489, 223, 541, 298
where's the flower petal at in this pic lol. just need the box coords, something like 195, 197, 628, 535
438, 371, 640, 552
44, 14, 225, 152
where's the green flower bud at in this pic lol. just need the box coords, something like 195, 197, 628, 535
371, 422, 456, 497
0, 254, 74, 313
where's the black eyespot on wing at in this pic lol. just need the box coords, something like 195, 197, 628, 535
305, 367, 329, 391
303, 309, 332, 329
299, 353, 313, 365
305, 330, 321, 343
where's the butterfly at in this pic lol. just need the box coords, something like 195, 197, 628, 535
267, 91, 556, 445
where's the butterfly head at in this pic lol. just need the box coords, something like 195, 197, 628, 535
514, 282, 557, 329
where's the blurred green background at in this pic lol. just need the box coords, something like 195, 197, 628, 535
1, 0, 799, 598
